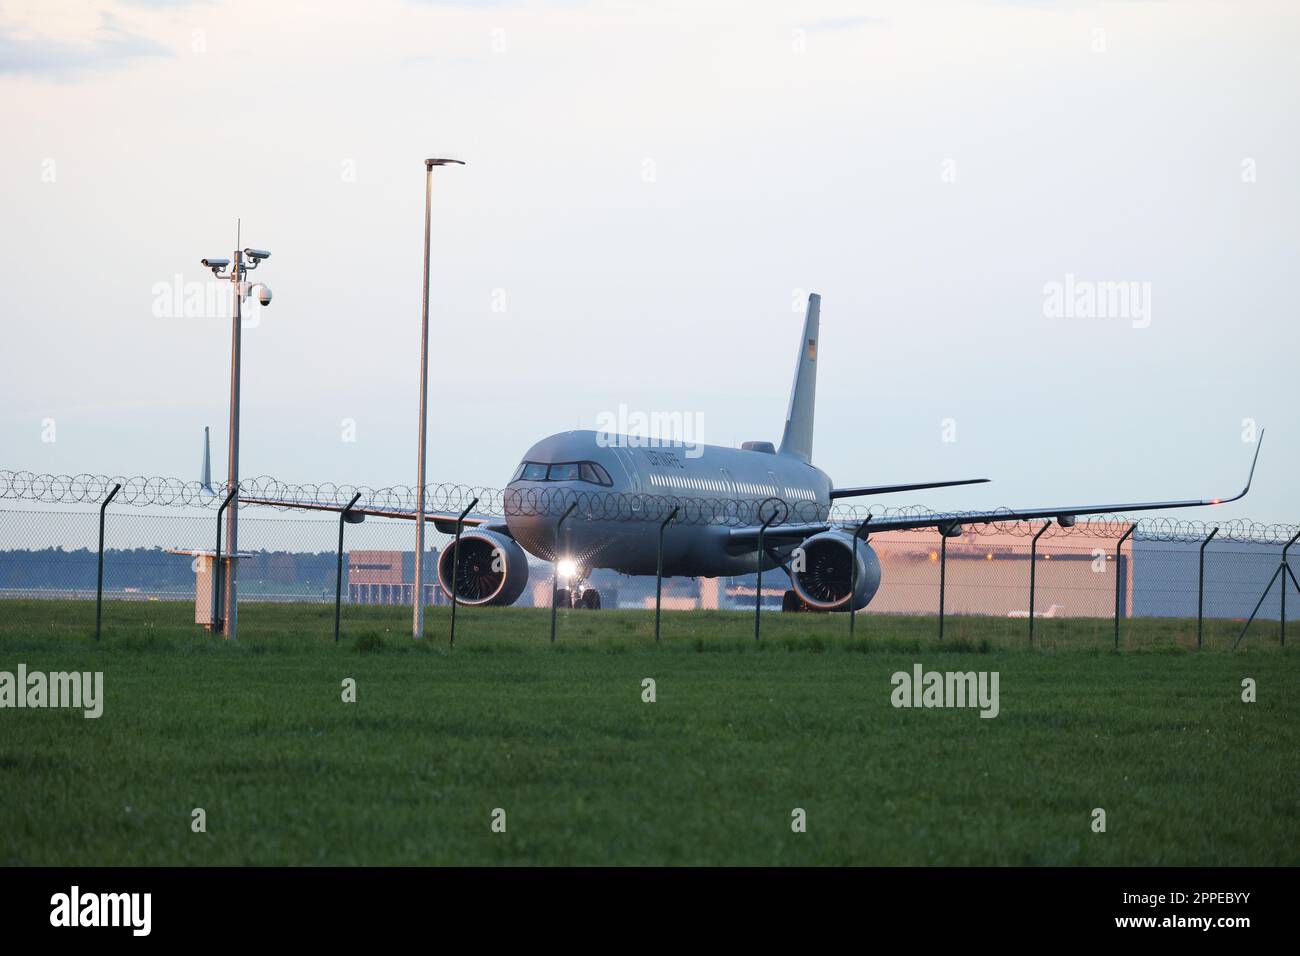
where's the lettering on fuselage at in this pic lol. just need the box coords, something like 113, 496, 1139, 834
643, 449, 686, 469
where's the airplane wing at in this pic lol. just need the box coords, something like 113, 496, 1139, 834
731, 435, 1263, 542
830, 478, 989, 499
194, 429, 502, 533
837, 435, 1264, 535
239, 496, 505, 535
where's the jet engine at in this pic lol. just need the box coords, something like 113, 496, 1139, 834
436, 529, 530, 606
789, 530, 881, 612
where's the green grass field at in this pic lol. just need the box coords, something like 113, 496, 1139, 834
0, 598, 1296, 865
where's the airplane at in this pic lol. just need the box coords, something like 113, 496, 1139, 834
235, 292, 1264, 613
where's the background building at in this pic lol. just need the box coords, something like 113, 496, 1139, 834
347, 549, 442, 606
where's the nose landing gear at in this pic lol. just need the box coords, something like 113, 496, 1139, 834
556, 569, 602, 610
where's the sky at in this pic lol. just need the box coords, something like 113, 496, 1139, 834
0, 0, 1296, 525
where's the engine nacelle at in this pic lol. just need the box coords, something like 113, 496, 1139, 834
436, 529, 530, 606
790, 530, 881, 612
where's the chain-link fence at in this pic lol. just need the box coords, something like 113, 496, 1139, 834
3, 499, 1297, 643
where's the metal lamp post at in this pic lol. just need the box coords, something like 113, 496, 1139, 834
413, 157, 465, 639
200, 235, 272, 639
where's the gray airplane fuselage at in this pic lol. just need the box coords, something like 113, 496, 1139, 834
503, 430, 833, 577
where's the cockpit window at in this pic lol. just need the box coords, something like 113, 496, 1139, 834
511, 460, 613, 486
581, 462, 612, 485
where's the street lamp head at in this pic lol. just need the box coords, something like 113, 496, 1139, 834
425, 158, 465, 168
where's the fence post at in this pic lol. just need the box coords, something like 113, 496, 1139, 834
448, 497, 479, 649
849, 516, 872, 640
550, 501, 578, 643
94, 483, 122, 640
1283, 532, 1300, 649
938, 529, 951, 641
334, 492, 363, 644
655, 506, 680, 643
1114, 523, 1137, 650
1029, 521, 1050, 646
754, 498, 784, 642
212, 488, 236, 632
1286, 551, 1300, 649
1197, 526, 1218, 650
1235, 528, 1300, 650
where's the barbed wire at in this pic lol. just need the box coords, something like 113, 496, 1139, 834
2, 469, 1296, 544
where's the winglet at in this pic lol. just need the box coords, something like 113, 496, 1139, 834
1216, 429, 1258, 504
1244, 428, 1265, 493
1215, 429, 1264, 505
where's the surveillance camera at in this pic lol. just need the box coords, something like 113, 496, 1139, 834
201, 257, 230, 270
249, 283, 272, 306
244, 248, 271, 261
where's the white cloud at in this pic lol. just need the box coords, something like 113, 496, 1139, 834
0, 10, 168, 79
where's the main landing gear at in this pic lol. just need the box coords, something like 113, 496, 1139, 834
782, 589, 813, 613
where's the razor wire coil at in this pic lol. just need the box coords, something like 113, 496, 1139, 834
2, 470, 1295, 544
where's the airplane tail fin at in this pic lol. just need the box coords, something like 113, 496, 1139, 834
200, 426, 215, 495
778, 293, 819, 463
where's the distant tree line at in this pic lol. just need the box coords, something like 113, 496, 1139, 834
0, 548, 338, 593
